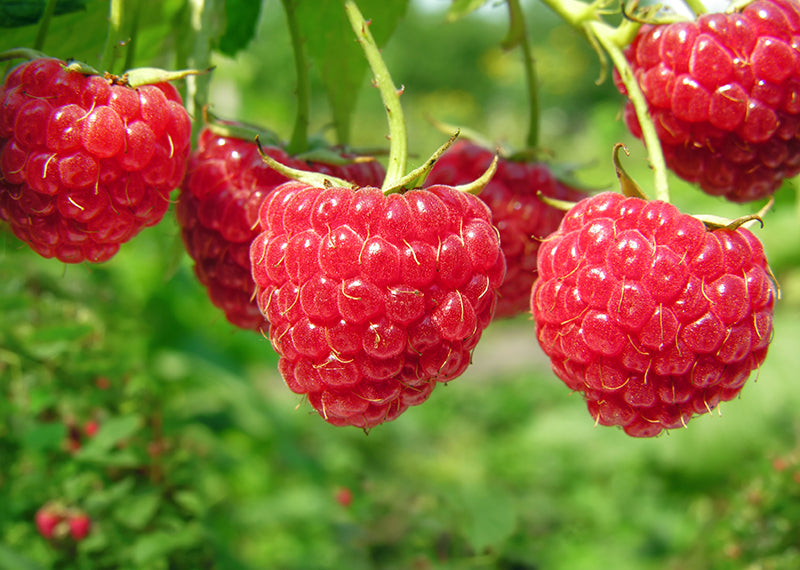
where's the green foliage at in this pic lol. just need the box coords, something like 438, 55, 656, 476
218, 0, 263, 57
0, 0, 88, 28
294, 0, 409, 145
446, 0, 491, 21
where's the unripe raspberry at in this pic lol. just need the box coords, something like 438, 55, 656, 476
531, 192, 776, 437
616, 0, 800, 202
176, 128, 385, 330
251, 181, 505, 428
426, 140, 587, 318
0, 58, 192, 262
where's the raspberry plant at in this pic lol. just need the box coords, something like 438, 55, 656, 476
1, 0, 800, 568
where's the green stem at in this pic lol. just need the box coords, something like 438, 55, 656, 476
123, 0, 143, 71
99, 0, 125, 73
507, 0, 539, 149
186, 0, 216, 146
282, 0, 310, 155
537, 0, 597, 28
589, 20, 670, 202
683, 0, 708, 16
33, 0, 58, 51
344, 0, 407, 191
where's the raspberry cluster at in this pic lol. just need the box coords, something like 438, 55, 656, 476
176, 128, 386, 330
531, 192, 775, 437
0, 58, 191, 262
617, 0, 800, 202
250, 181, 506, 428
426, 140, 587, 318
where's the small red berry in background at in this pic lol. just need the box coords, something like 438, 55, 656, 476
250, 181, 505, 428
68, 513, 92, 541
616, 0, 800, 202
335, 487, 353, 508
425, 140, 587, 319
176, 128, 385, 331
83, 420, 99, 438
531, 192, 776, 437
0, 58, 192, 263
34, 506, 62, 540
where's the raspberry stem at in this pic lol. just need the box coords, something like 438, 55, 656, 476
33, 0, 58, 51
282, 0, 311, 155
185, 0, 217, 145
99, 0, 125, 74
344, 0, 407, 191
123, 0, 143, 71
683, 0, 708, 16
588, 20, 670, 202
539, 0, 671, 202
505, 0, 539, 149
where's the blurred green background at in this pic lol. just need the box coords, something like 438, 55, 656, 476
3, 0, 800, 568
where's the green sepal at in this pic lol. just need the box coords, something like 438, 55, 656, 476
383, 132, 460, 195
123, 66, 213, 88
613, 143, 649, 200
205, 116, 284, 149
453, 152, 499, 196
255, 136, 356, 190
0, 47, 49, 62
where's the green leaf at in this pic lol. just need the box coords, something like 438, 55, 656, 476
294, 0, 409, 145
173, 490, 207, 517
114, 491, 161, 530
78, 415, 141, 452
446, 0, 489, 21
131, 524, 204, 565
0, 544, 44, 570
0, 0, 88, 29
459, 487, 517, 553
217, 0, 262, 57
21, 422, 66, 451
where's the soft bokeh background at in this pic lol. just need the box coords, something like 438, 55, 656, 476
3, 0, 800, 568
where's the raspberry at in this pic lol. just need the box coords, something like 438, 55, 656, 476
176, 128, 386, 331
68, 513, 91, 541
425, 140, 587, 318
616, 0, 800, 202
250, 181, 505, 428
531, 192, 776, 437
35, 506, 61, 539
0, 58, 192, 262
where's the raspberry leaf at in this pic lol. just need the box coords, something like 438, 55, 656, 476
217, 0, 262, 57
0, 0, 89, 29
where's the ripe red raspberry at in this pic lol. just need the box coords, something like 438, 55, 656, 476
68, 513, 91, 541
531, 192, 776, 437
35, 506, 62, 539
425, 140, 587, 318
176, 128, 386, 331
616, 0, 800, 202
250, 181, 506, 428
0, 58, 192, 262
